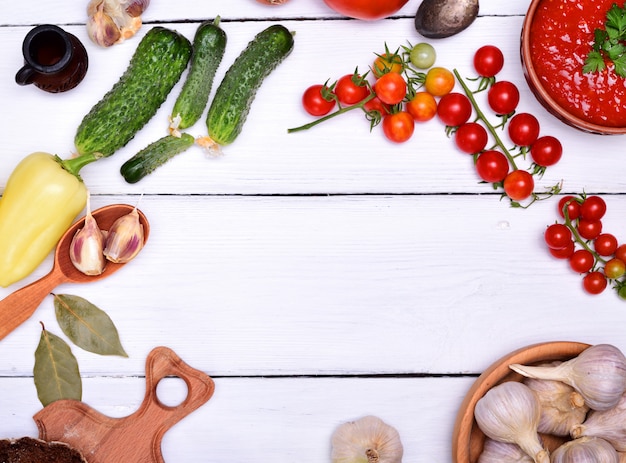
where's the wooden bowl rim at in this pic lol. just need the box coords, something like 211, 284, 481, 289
451, 341, 591, 463
521, 0, 626, 135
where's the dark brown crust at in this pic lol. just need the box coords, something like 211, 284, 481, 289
0, 437, 87, 463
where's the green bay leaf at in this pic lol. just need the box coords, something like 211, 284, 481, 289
34, 326, 82, 407
53, 293, 128, 357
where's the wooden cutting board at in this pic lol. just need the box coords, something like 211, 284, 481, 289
33, 346, 215, 463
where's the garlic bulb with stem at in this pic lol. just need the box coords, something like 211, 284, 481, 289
523, 372, 588, 436
571, 392, 626, 451
474, 381, 549, 463
330, 415, 403, 463
551, 436, 619, 463
478, 438, 533, 463
69, 192, 106, 275
510, 344, 626, 411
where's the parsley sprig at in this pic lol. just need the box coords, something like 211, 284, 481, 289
584, 3, 626, 77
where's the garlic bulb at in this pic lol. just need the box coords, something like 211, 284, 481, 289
551, 436, 619, 463
478, 438, 534, 463
330, 415, 403, 463
474, 381, 549, 463
510, 344, 626, 411
103, 206, 144, 264
523, 373, 589, 436
571, 393, 626, 451
86, 0, 148, 47
69, 193, 106, 275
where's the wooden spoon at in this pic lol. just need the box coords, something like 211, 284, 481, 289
0, 203, 150, 341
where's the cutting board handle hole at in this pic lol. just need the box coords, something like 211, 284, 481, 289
155, 376, 188, 408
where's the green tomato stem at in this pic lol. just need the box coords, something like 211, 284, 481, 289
453, 69, 519, 171
561, 199, 606, 266
287, 93, 377, 133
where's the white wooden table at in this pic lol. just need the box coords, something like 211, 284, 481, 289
1, 0, 626, 461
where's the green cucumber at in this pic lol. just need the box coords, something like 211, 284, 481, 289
120, 133, 195, 183
205, 24, 294, 147
170, 18, 227, 133
75, 26, 192, 157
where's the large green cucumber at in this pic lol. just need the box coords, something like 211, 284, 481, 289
75, 26, 192, 157
170, 18, 227, 132
206, 24, 294, 147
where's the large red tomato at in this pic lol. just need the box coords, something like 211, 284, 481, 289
323, 0, 409, 20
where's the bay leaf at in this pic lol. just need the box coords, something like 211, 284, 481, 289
53, 293, 128, 357
34, 325, 82, 407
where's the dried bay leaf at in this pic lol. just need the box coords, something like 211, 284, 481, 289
34, 325, 82, 407
53, 293, 128, 357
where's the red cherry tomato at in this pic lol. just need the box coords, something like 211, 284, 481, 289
503, 170, 534, 201
455, 122, 488, 154
363, 94, 390, 117
406, 91, 437, 122
583, 271, 608, 295
487, 81, 520, 115
580, 196, 607, 221
335, 74, 370, 105
301, 84, 336, 116
374, 72, 407, 105
594, 233, 618, 256
323, 0, 409, 20
549, 240, 575, 259
437, 93, 472, 127
569, 249, 595, 273
558, 195, 581, 220
531, 136, 562, 167
473, 45, 505, 78
382, 111, 414, 143
544, 223, 573, 250
615, 244, 626, 263
475, 150, 509, 183
508, 113, 540, 147
577, 219, 603, 240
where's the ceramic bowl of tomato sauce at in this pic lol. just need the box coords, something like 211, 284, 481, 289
521, 0, 626, 134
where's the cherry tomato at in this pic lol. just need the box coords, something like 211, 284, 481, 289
615, 244, 626, 263
583, 271, 608, 295
372, 53, 404, 77
382, 111, 414, 143
374, 72, 407, 105
605, 258, 626, 279
335, 74, 370, 105
549, 240, 575, 259
437, 93, 472, 127
594, 233, 618, 256
487, 81, 520, 115
558, 195, 581, 220
473, 45, 504, 78
503, 170, 534, 201
322, 0, 409, 20
475, 150, 509, 183
406, 91, 437, 122
424, 67, 455, 97
544, 223, 573, 250
363, 94, 390, 117
508, 113, 540, 147
569, 249, 595, 273
301, 84, 336, 116
580, 196, 607, 221
577, 219, 603, 240
531, 136, 562, 167
410, 43, 436, 69
455, 122, 488, 154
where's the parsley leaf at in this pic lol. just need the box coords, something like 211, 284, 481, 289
584, 3, 626, 78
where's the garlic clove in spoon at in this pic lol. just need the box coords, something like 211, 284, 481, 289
551, 436, 619, 463
330, 415, 403, 463
69, 193, 107, 275
474, 381, 549, 463
510, 344, 626, 411
571, 392, 626, 451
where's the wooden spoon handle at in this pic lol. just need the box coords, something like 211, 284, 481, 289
0, 272, 61, 340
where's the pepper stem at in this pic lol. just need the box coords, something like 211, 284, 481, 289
57, 152, 103, 178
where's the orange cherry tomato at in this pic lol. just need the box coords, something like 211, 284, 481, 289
406, 91, 437, 122
374, 72, 407, 105
372, 53, 404, 77
382, 111, 414, 143
424, 67, 455, 97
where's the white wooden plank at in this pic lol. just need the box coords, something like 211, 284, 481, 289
0, 375, 475, 463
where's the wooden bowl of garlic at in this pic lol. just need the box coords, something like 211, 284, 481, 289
451, 341, 592, 463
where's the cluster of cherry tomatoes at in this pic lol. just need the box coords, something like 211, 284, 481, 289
545, 194, 626, 297
450, 46, 564, 205
291, 41, 458, 143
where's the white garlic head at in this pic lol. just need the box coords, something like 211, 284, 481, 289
571, 392, 626, 452
478, 438, 534, 463
330, 415, 403, 463
551, 436, 619, 463
474, 381, 549, 463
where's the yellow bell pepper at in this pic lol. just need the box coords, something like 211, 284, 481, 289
0, 151, 98, 287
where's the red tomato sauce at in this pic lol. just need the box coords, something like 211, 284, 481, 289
530, 0, 626, 127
